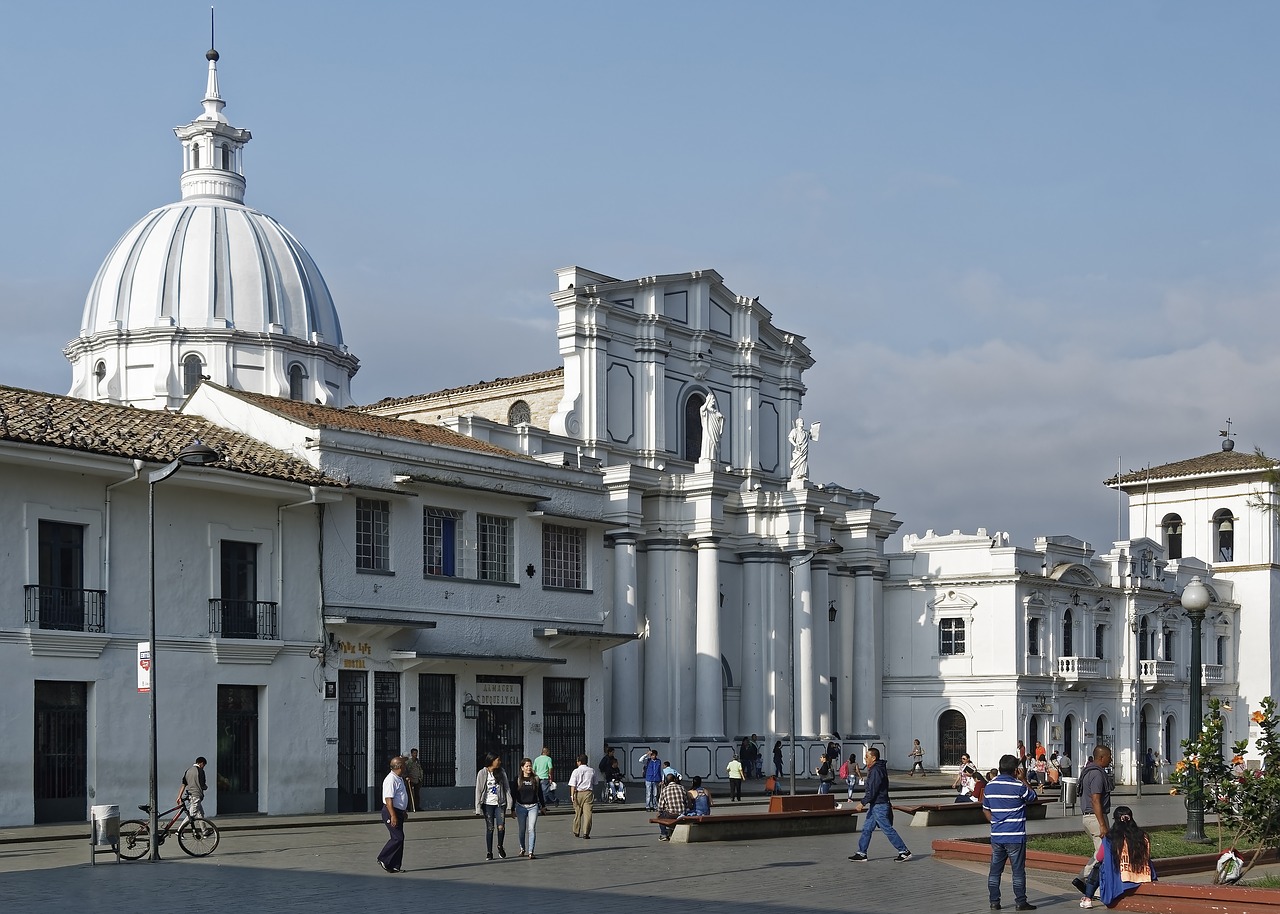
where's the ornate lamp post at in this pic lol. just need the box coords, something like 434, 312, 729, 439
147, 440, 219, 860
1179, 575, 1211, 843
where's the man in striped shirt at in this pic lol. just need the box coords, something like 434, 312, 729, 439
982, 754, 1040, 911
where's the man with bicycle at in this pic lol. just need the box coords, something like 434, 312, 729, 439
179, 756, 208, 820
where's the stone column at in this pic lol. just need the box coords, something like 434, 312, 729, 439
792, 556, 816, 738
642, 539, 679, 737
738, 552, 773, 738
851, 565, 879, 737
610, 532, 642, 738
811, 560, 833, 738
694, 536, 724, 738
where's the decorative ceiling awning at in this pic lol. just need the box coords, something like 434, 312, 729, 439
388, 650, 568, 674
532, 627, 641, 650
324, 614, 437, 642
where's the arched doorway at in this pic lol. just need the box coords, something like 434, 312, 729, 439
938, 710, 966, 767
1028, 715, 1041, 754
1095, 713, 1110, 749
1063, 714, 1077, 772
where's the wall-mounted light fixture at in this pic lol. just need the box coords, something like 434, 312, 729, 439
462, 693, 480, 720
525, 564, 536, 579
828, 601, 837, 623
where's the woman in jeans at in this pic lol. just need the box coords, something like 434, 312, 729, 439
511, 758, 546, 859
473, 753, 513, 860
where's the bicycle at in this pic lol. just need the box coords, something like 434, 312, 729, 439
117, 802, 220, 859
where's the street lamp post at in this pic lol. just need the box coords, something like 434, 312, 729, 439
1179, 575, 1211, 843
787, 542, 842, 796
146, 440, 219, 861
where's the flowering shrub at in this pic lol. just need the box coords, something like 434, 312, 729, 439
1173, 696, 1280, 880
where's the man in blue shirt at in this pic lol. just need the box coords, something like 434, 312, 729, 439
982, 753, 1040, 911
641, 749, 664, 811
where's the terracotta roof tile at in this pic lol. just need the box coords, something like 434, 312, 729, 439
361, 367, 564, 410
1108, 448, 1275, 486
0, 385, 341, 487
225, 388, 528, 460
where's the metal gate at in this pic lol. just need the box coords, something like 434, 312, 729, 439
937, 709, 967, 767
338, 671, 368, 812
373, 671, 401, 775
34, 680, 87, 823
217, 685, 259, 814
542, 678, 585, 772
418, 674, 456, 787
475, 675, 523, 776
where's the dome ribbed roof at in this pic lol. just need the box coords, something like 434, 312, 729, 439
80, 199, 344, 346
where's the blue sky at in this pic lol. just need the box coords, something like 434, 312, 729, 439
3, 2, 1278, 553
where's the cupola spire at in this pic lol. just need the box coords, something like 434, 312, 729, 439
173, 18, 252, 204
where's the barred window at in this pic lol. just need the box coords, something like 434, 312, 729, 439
542, 524, 584, 589
423, 508, 461, 577
939, 617, 966, 656
356, 498, 391, 572
477, 514, 513, 583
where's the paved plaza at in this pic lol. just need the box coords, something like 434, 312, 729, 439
0, 789, 1211, 914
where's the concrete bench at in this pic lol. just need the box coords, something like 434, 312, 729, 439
895, 798, 1051, 827
648, 806, 858, 843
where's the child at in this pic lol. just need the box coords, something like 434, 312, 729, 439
1071, 805, 1155, 908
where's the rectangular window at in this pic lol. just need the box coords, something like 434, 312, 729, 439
477, 514, 513, 583
32, 521, 100, 632
216, 540, 274, 639
356, 498, 391, 572
418, 674, 456, 787
542, 524, 584, 589
939, 618, 966, 656
1027, 618, 1040, 655
423, 508, 460, 577
1094, 624, 1106, 660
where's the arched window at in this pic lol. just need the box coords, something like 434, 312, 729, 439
288, 364, 306, 401
220, 143, 231, 170
507, 400, 531, 426
1214, 509, 1234, 563
93, 361, 106, 396
192, 143, 200, 169
1138, 616, 1150, 661
937, 709, 967, 767
182, 354, 204, 396
1094, 623, 1106, 660
683, 393, 705, 462
1095, 713, 1110, 748
1162, 513, 1183, 560
1062, 608, 1074, 657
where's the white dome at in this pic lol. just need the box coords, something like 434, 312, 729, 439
79, 199, 346, 346
66, 47, 358, 409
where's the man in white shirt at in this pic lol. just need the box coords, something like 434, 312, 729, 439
377, 756, 409, 873
568, 753, 596, 839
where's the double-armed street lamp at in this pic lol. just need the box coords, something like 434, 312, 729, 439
147, 440, 219, 861
788, 541, 843, 796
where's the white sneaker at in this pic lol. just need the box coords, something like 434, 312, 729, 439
1079, 899, 1094, 909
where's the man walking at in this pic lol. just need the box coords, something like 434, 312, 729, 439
403, 748, 424, 812
1074, 745, 1113, 905
983, 753, 1040, 911
177, 756, 208, 821
642, 748, 663, 811
533, 746, 558, 806
377, 756, 409, 873
568, 753, 596, 838
849, 747, 912, 862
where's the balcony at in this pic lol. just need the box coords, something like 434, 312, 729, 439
1201, 663, 1225, 686
24, 585, 107, 633
1058, 656, 1107, 687
209, 599, 279, 640
1140, 659, 1178, 689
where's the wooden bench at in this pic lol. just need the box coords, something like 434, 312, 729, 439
769, 794, 837, 813
648, 801, 857, 843
895, 797, 1051, 827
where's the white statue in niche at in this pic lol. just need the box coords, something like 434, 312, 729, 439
788, 417, 821, 480
699, 392, 724, 463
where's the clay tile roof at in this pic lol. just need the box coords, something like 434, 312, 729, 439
360, 367, 564, 410
0, 385, 340, 487
225, 388, 528, 460
1107, 448, 1275, 486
